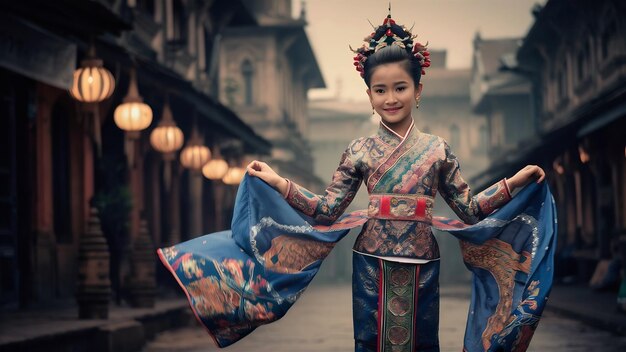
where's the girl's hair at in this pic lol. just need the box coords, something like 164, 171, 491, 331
363, 45, 422, 88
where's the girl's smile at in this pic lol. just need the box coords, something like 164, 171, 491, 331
367, 62, 422, 136
383, 106, 402, 113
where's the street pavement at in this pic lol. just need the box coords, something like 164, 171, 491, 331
143, 284, 626, 352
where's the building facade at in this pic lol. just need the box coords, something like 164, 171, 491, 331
470, 35, 534, 162
0, 0, 270, 313
420, 50, 489, 177
218, 0, 325, 190
471, 0, 626, 306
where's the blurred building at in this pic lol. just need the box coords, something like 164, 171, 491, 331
471, 0, 626, 304
469, 35, 534, 161
218, 0, 325, 189
0, 0, 271, 317
419, 49, 489, 177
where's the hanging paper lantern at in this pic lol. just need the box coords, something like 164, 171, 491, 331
70, 45, 115, 103
552, 158, 564, 175
222, 167, 245, 185
202, 158, 229, 180
180, 145, 211, 170
114, 68, 152, 136
180, 127, 211, 170
150, 99, 184, 189
150, 101, 184, 155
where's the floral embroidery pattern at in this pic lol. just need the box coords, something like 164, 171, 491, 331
187, 276, 240, 317
263, 235, 334, 273
159, 249, 279, 347
461, 238, 531, 350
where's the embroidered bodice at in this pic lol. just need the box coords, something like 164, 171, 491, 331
285, 122, 511, 260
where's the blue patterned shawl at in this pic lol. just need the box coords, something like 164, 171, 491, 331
157, 175, 556, 351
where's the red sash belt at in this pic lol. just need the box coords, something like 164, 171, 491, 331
368, 193, 434, 223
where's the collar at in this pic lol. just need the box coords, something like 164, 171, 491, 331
377, 119, 417, 147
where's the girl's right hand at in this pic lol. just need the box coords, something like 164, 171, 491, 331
246, 160, 289, 195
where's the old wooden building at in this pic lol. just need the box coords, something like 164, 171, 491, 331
0, 0, 270, 313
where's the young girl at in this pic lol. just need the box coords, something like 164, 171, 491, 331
158, 10, 553, 352
246, 12, 545, 352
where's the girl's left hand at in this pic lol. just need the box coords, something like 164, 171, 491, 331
507, 165, 545, 192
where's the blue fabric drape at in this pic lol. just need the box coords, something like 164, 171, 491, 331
158, 175, 556, 351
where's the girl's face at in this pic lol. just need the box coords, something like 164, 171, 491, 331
366, 62, 422, 129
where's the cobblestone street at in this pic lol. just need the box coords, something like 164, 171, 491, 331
143, 284, 626, 352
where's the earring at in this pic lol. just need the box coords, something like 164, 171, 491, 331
415, 97, 421, 109
372, 106, 375, 115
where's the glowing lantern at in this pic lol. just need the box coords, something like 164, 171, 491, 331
150, 99, 184, 188
180, 127, 211, 171
114, 68, 152, 137
202, 158, 229, 180
70, 45, 115, 103
150, 101, 184, 155
222, 166, 245, 185
69, 44, 115, 155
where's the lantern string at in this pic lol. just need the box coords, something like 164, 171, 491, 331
87, 37, 97, 59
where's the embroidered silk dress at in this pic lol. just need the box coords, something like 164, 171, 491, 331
283, 120, 511, 351
157, 120, 556, 352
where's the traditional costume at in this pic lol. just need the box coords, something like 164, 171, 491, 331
157, 9, 556, 352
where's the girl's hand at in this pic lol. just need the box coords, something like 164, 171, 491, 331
246, 160, 289, 195
507, 165, 545, 192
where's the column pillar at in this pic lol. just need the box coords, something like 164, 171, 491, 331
129, 219, 156, 307
167, 166, 182, 245
188, 172, 203, 237
34, 84, 60, 301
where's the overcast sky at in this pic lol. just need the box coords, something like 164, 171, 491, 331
293, 0, 545, 101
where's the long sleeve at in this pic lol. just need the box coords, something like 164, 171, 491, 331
285, 141, 362, 224
438, 141, 511, 224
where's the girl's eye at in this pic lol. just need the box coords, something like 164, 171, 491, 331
375, 89, 385, 94
396, 86, 406, 92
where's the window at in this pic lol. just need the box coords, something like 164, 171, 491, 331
241, 59, 254, 105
